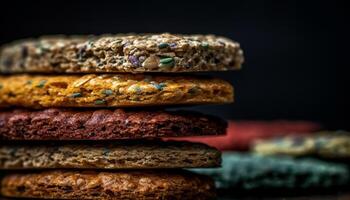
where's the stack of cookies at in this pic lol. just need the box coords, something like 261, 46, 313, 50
0, 33, 243, 199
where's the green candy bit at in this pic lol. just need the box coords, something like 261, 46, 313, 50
36, 80, 47, 88
102, 89, 113, 96
94, 99, 106, 105
26, 80, 33, 85
102, 147, 110, 156
188, 86, 199, 94
69, 92, 82, 98
160, 57, 174, 64
132, 96, 140, 101
158, 43, 169, 49
159, 57, 174, 67
160, 62, 174, 67
151, 82, 166, 91
201, 42, 209, 49
134, 85, 142, 94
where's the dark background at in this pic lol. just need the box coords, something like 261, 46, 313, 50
0, 0, 348, 129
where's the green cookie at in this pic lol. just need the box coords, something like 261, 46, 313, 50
191, 152, 349, 189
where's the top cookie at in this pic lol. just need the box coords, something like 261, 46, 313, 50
0, 33, 244, 74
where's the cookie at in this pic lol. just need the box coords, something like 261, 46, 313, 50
0, 140, 221, 169
0, 74, 233, 108
168, 121, 321, 150
0, 108, 226, 140
0, 33, 244, 74
192, 152, 350, 189
1, 170, 216, 199
252, 130, 350, 159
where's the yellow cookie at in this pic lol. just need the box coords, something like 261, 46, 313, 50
0, 74, 233, 108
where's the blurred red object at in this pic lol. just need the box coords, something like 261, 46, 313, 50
167, 121, 321, 151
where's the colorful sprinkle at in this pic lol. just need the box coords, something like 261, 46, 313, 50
151, 82, 166, 91
94, 99, 106, 105
102, 147, 110, 156
158, 43, 169, 49
134, 85, 142, 94
128, 55, 140, 66
188, 86, 199, 94
159, 57, 175, 67
69, 92, 82, 98
132, 96, 140, 101
101, 89, 113, 96
169, 43, 177, 48
128, 85, 142, 94
201, 42, 209, 49
36, 80, 47, 88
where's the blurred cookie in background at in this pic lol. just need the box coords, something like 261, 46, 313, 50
169, 120, 321, 151
253, 130, 350, 159
191, 152, 350, 190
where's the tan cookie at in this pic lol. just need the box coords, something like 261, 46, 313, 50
253, 130, 350, 159
0, 140, 221, 169
0, 33, 243, 73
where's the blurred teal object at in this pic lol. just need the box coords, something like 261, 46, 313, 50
191, 152, 350, 189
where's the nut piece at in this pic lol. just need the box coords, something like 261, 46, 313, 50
142, 55, 159, 69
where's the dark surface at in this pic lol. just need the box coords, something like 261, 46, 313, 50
0, 0, 347, 129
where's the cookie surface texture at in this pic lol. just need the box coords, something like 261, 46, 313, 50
0, 33, 243, 73
1, 170, 216, 200
0, 74, 233, 108
0, 108, 226, 140
0, 140, 221, 169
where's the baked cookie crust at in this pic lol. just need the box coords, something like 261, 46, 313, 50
0, 108, 226, 140
0, 74, 233, 108
1, 170, 216, 200
0, 33, 243, 73
0, 140, 221, 169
